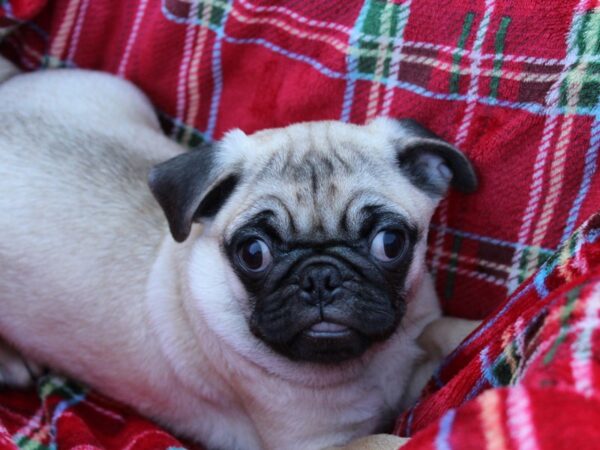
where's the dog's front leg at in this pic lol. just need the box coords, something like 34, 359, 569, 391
0, 340, 41, 387
402, 316, 481, 406
0, 55, 19, 84
325, 434, 410, 450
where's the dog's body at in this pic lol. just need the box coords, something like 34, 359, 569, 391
0, 61, 477, 450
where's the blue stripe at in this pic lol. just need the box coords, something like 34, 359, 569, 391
435, 409, 456, 450
223, 35, 345, 79
405, 407, 415, 436
587, 228, 600, 243
3, 1, 13, 18
561, 116, 600, 242
340, 0, 371, 122
465, 375, 488, 401
49, 392, 86, 450
533, 262, 553, 298
161, 0, 600, 119
26, 21, 50, 40
479, 346, 500, 387
205, 4, 230, 141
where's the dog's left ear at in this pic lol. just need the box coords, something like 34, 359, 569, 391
390, 118, 478, 197
148, 142, 239, 243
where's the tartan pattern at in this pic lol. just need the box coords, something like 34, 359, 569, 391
1, 0, 600, 448
395, 212, 600, 449
0, 375, 198, 449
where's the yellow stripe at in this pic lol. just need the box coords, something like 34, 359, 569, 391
49, 0, 81, 65
230, 7, 348, 53
435, 249, 512, 273
183, 1, 215, 145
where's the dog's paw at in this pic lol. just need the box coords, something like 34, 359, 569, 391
324, 434, 410, 450
0, 343, 40, 388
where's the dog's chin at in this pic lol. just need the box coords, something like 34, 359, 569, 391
286, 323, 371, 363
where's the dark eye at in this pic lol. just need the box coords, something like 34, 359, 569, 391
370, 230, 405, 262
238, 238, 272, 272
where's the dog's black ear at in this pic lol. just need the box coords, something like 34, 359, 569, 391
393, 119, 477, 197
148, 143, 239, 243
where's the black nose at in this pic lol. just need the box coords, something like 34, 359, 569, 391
299, 265, 342, 305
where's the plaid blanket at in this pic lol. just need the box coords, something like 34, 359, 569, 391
1, 0, 600, 448
396, 212, 600, 449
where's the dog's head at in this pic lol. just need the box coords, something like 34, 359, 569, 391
149, 118, 476, 365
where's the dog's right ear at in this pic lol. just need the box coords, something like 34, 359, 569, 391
148, 143, 239, 243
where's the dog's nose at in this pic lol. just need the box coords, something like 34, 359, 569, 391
299, 265, 342, 305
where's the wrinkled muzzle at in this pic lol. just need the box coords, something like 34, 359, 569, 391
249, 253, 406, 363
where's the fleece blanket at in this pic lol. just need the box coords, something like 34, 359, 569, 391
1, 0, 600, 448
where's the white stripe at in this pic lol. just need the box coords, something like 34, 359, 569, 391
365, 0, 395, 120
182, 0, 214, 144
66, 0, 90, 62
506, 0, 591, 292
174, 1, 200, 134
381, 1, 411, 116
117, 0, 150, 77
507, 385, 539, 450
455, 0, 494, 146
571, 284, 600, 397
49, 0, 82, 64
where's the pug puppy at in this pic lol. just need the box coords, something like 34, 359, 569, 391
0, 58, 477, 450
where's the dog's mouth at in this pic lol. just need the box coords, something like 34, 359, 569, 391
283, 320, 371, 364
306, 321, 351, 338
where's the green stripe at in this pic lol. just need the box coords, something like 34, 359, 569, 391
517, 247, 530, 284
174, 123, 205, 148
543, 285, 583, 365
195, 1, 227, 28
14, 436, 52, 450
357, 0, 380, 77
568, 230, 580, 255
575, 11, 593, 55
578, 12, 600, 108
444, 235, 463, 299
561, 11, 600, 108
449, 12, 475, 94
38, 376, 87, 402
514, 245, 551, 285
362, 0, 386, 35
384, 3, 410, 78
492, 342, 520, 386
382, 2, 399, 77
489, 16, 511, 99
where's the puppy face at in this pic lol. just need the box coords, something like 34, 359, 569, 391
149, 118, 476, 365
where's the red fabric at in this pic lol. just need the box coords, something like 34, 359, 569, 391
2, 0, 600, 449
0, 379, 201, 449
395, 213, 600, 448
2, 0, 599, 319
